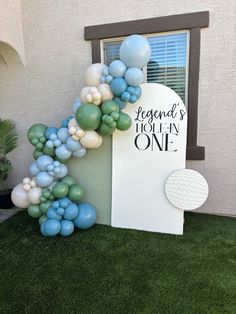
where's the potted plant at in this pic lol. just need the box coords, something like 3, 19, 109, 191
0, 119, 18, 208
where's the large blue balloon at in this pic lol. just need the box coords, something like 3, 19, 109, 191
35, 171, 54, 187
36, 155, 54, 171
110, 78, 127, 96
43, 219, 61, 236
124, 67, 144, 86
60, 220, 74, 237
66, 137, 81, 152
63, 203, 78, 220
55, 144, 72, 160
119, 35, 151, 69
73, 202, 97, 229
109, 60, 127, 78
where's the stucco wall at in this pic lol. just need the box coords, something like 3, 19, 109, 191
0, 0, 235, 217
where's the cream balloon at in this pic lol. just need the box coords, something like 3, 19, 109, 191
80, 131, 100, 149
68, 117, 78, 128
80, 86, 91, 103
98, 83, 113, 101
94, 135, 103, 148
23, 184, 31, 192
11, 183, 30, 209
23, 177, 31, 184
84, 63, 108, 86
28, 187, 42, 204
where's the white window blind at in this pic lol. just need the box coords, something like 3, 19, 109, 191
103, 31, 189, 104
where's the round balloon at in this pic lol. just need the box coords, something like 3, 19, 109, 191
35, 171, 54, 188
60, 175, 77, 187
80, 131, 102, 149
97, 83, 113, 101
108, 60, 127, 78
110, 78, 127, 97
57, 128, 70, 143
11, 183, 30, 208
119, 35, 151, 69
27, 204, 41, 218
28, 187, 42, 204
73, 202, 97, 229
29, 162, 40, 176
124, 67, 144, 86
60, 220, 74, 237
66, 137, 81, 152
116, 112, 132, 131
73, 97, 82, 114
43, 219, 61, 236
76, 104, 102, 130
27, 124, 47, 145
52, 182, 69, 198
85, 63, 108, 86
68, 184, 84, 202
63, 203, 79, 220
36, 155, 54, 171
55, 144, 72, 160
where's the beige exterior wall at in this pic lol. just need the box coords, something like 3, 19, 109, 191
0, 0, 235, 216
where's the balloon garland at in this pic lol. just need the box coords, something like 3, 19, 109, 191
11, 35, 151, 237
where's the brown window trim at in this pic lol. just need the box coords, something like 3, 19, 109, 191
84, 11, 209, 160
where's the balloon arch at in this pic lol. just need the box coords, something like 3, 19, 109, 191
11, 35, 152, 237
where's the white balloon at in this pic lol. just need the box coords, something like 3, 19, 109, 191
98, 83, 113, 101
95, 135, 103, 148
23, 184, 31, 192
80, 131, 100, 149
28, 187, 42, 204
11, 183, 30, 209
84, 63, 108, 87
80, 86, 91, 103
23, 177, 30, 184
30, 179, 36, 188
68, 118, 78, 129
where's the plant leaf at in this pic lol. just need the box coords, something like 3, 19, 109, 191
0, 119, 18, 156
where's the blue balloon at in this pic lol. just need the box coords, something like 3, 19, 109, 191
120, 34, 151, 69
52, 201, 60, 209
45, 127, 58, 140
124, 67, 144, 86
35, 171, 54, 187
73, 202, 97, 229
61, 115, 74, 127
109, 60, 127, 78
43, 219, 61, 236
57, 207, 65, 216
130, 95, 138, 103
54, 163, 68, 179
36, 155, 54, 171
113, 97, 127, 110
46, 140, 54, 148
40, 222, 48, 236
73, 97, 82, 114
63, 203, 78, 220
110, 78, 127, 96
29, 162, 40, 176
59, 197, 71, 209
102, 67, 109, 76
55, 144, 72, 160
54, 139, 62, 147
47, 207, 62, 220
57, 128, 70, 143
66, 137, 81, 152
60, 220, 74, 237
72, 147, 87, 158
132, 86, 142, 99
105, 75, 113, 84
121, 91, 131, 102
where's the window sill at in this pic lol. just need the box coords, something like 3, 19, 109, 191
186, 146, 205, 160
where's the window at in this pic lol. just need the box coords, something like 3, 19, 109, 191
103, 31, 189, 104
84, 11, 209, 160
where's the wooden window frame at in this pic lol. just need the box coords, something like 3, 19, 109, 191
84, 11, 209, 160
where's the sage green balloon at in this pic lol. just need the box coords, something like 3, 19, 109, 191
116, 112, 132, 131
33, 150, 43, 160
39, 215, 47, 226
68, 184, 84, 202
28, 204, 41, 218
97, 122, 116, 136
27, 124, 47, 145
52, 182, 69, 198
101, 100, 119, 114
43, 145, 55, 157
76, 104, 102, 130
39, 200, 51, 214
60, 176, 77, 187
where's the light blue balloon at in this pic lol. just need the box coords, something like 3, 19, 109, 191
109, 60, 127, 78
60, 220, 74, 237
55, 144, 72, 160
102, 67, 109, 76
132, 86, 142, 98
54, 139, 62, 147
35, 171, 54, 187
121, 91, 131, 102
61, 115, 74, 127
36, 155, 54, 171
54, 163, 68, 179
52, 201, 60, 209
73, 98, 82, 114
100, 76, 106, 83
120, 34, 151, 69
29, 162, 40, 176
124, 67, 144, 86
57, 127, 70, 143
110, 78, 127, 96
47, 207, 62, 220
56, 207, 65, 216
73, 202, 97, 229
43, 219, 61, 236
72, 147, 87, 158
45, 127, 58, 140
59, 197, 71, 209
130, 95, 138, 103
46, 140, 54, 148
113, 97, 127, 110
50, 134, 57, 141
40, 222, 48, 236
105, 75, 113, 84
63, 203, 78, 220
66, 137, 81, 152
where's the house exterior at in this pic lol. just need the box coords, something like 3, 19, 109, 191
0, 0, 235, 220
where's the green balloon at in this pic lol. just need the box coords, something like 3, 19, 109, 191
60, 176, 77, 187
68, 184, 84, 202
76, 104, 102, 130
27, 124, 47, 145
101, 100, 119, 114
39, 201, 51, 214
39, 215, 47, 226
43, 145, 55, 157
33, 150, 43, 160
28, 204, 41, 218
52, 182, 69, 198
116, 112, 132, 131
97, 122, 115, 136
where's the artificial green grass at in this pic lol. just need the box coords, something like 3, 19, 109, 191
0, 212, 235, 314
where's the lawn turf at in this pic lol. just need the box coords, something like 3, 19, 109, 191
0, 212, 236, 314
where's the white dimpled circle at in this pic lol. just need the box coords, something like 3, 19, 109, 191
165, 169, 209, 211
